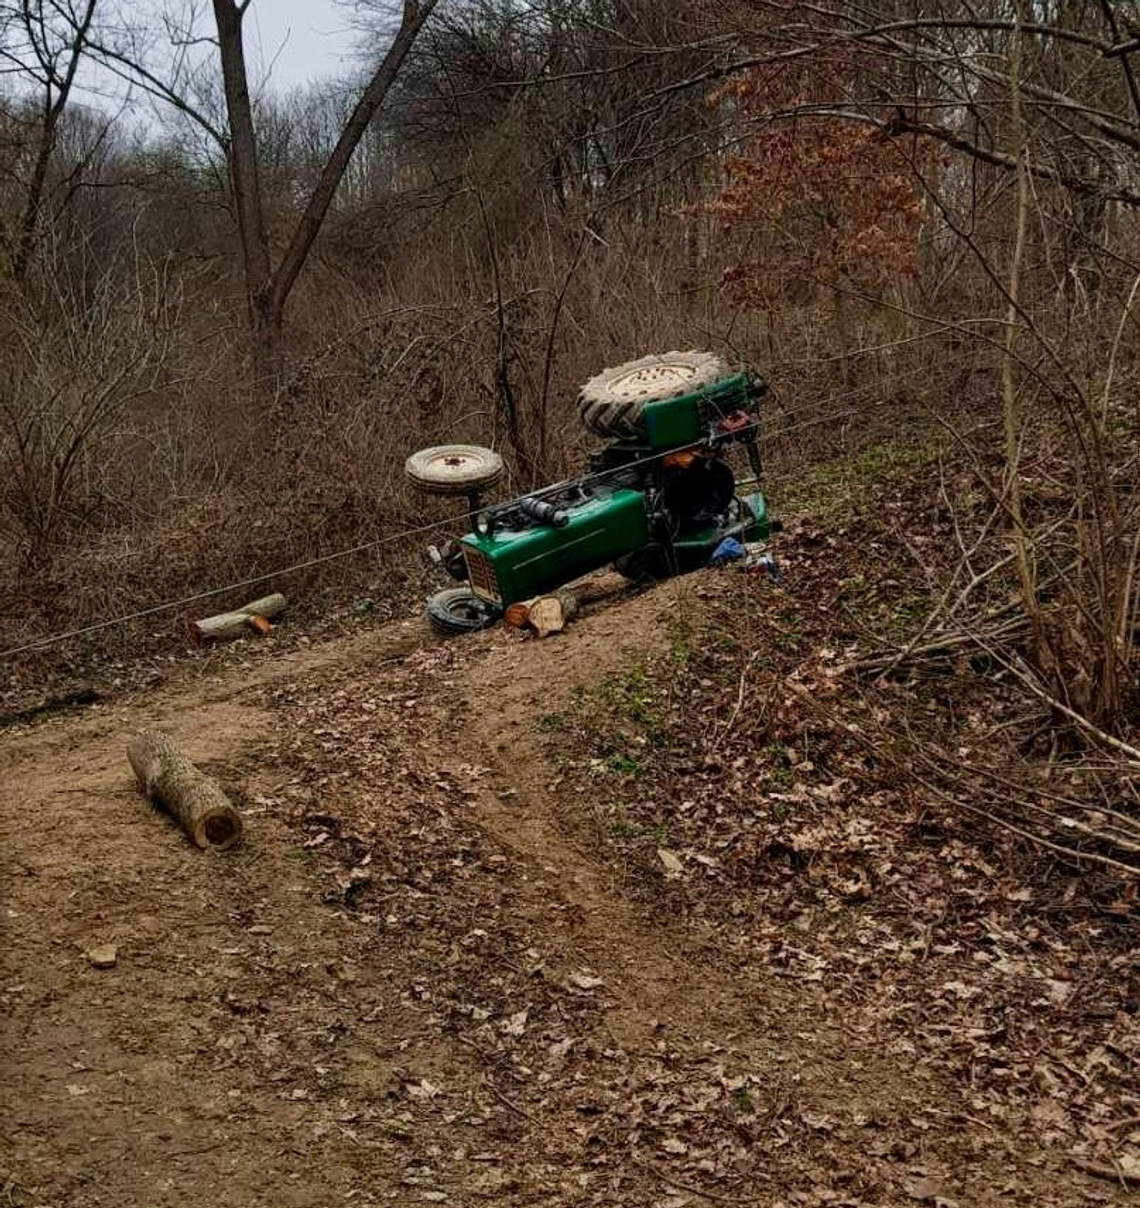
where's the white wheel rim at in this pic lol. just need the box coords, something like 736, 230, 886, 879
421, 450, 491, 481
607, 362, 700, 400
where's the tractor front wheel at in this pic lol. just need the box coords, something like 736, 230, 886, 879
426, 587, 500, 636
406, 445, 504, 495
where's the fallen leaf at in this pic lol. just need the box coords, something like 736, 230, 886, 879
904, 1176, 959, 1207
657, 848, 684, 876
569, 972, 604, 991
406, 1079, 441, 1100
501, 1010, 528, 1037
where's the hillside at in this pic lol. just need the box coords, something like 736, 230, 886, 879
5, 2, 1140, 1204
2, 449, 1137, 1207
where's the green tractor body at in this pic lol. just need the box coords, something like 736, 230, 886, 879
633, 372, 756, 449
411, 357, 776, 632
460, 486, 651, 606
460, 486, 770, 609
459, 372, 770, 610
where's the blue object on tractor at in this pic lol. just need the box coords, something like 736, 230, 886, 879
709, 537, 746, 564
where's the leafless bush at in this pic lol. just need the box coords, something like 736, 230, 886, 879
0, 237, 181, 566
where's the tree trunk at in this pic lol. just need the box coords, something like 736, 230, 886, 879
13, 103, 58, 285
127, 731, 244, 850
12, 0, 97, 286
1002, 0, 1051, 679
212, 0, 273, 372
266, 0, 439, 328
249, 290, 280, 387
210, 1, 436, 381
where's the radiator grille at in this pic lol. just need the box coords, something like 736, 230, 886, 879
463, 546, 502, 603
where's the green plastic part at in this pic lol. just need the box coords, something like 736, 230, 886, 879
639, 373, 755, 449
741, 490, 770, 541
462, 487, 650, 606
641, 396, 703, 448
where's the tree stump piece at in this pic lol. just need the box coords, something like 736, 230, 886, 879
127, 731, 243, 850
526, 588, 579, 638
193, 593, 287, 641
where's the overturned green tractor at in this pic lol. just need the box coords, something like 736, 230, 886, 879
406, 351, 774, 635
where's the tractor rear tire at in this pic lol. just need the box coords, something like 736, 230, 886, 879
406, 445, 504, 496
578, 350, 729, 438
426, 587, 500, 636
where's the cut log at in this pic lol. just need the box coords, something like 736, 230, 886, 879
194, 593, 287, 641
127, 731, 244, 850
503, 602, 532, 630
525, 589, 579, 638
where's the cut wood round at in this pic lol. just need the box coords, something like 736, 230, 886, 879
525, 588, 579, 638
194, 593, 287, 642
127, 731, 244, 850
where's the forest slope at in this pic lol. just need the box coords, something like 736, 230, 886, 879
2, 442, 1137, 1207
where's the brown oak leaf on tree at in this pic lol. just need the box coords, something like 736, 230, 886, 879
698, 51, 929, 311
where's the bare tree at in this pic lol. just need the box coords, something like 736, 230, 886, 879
692, 0, 1140, 732
82, 0, 440, 380
0, 0, 98, 285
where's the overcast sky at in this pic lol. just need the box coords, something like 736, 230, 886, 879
243, 0, 362, 90
65, 0, 370, 117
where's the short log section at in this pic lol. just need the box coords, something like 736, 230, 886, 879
503, 588, 580, 638
193, 593, 287, 641
525, 588, 579, 637
127, 731, 244, 850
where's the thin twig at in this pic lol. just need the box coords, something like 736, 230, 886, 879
1072, 1156, 1140, 1185
713, 650, 762, 750
631, 1159, 770, 1205
484, 1079, 543, 1128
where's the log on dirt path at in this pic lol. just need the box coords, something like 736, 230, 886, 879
193, 593, 287, 641
526, 588, 580, 637
505, 588, 580, 638
127, 731, 244, 850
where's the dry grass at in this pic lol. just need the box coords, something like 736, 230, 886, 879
2, 177, 1138, 746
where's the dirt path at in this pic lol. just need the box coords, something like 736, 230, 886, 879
1, 620, 435, 1207
0, 585, 1122, 1207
